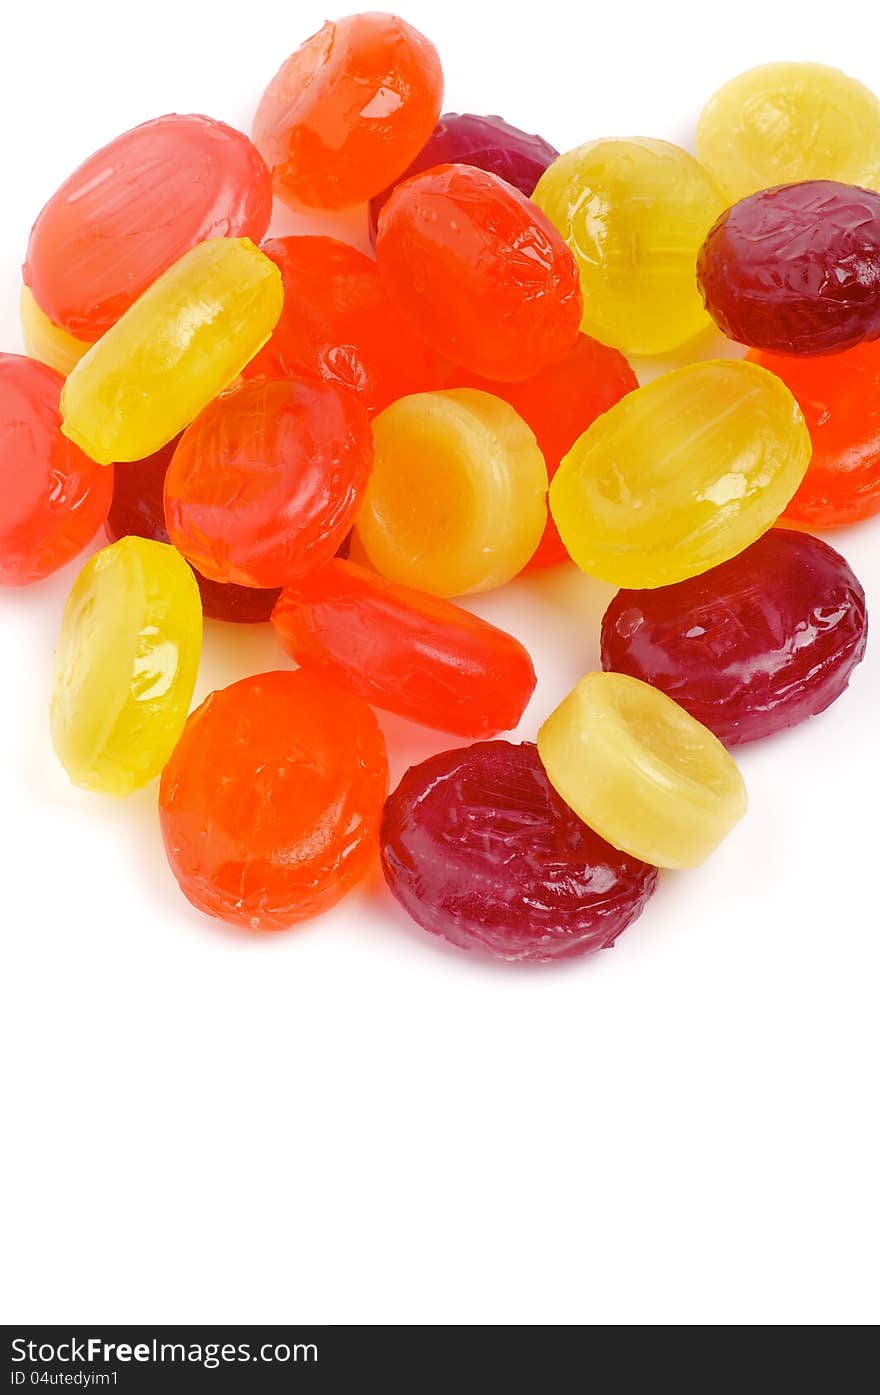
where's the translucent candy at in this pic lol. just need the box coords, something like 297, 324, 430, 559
19, 286, 91, 378
159, 670, 388, 929
601, 529, 868, 747
272, 559, 536, 737
60, 238, 283, 465
253, 13, 443, 210
0, 353, 112, 586
381, 741, 659, 962
696, 63, 880, 204
533, 138, 724, 355
550, 360, 811, 588
537, 672, 748, 870
356, 388, 547, 596
50, 537, 202, 795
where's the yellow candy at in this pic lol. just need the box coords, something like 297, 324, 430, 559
20, 285, 92, 377
60, 237, 282, 464
356, 388, 548, 596
533, 138, 724, 355
696, 62, 880, 204
550, 360, 810, 589
538, 672, 747, 870
50, 537, 202, 796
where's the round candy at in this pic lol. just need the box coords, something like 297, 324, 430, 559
368, 111, 558, 242
600, 529, 868, 747
61, 238, 283, 465
697, 180, 880, 356
242, 236, 447, 413
533, 138, 724, 355
381, 741, 659, 962
747, 340, 880, 527
550, 360, 811, 589
0, 353, 113, 586
166, 377, 373, 589
376, 163, 582, 380
159, 670, 388, 929
537, 672, 748, 870
24, 114, 272, 340
50, 537, 202, 795
356, 389, 547, 596
272, 559, 536, 737
253, 13, 443, 210
696, 63, 880, 204
19, 286, 91, 378
452, 334, 637, 569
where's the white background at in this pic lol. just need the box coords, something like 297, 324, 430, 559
1, 0, 878, 1326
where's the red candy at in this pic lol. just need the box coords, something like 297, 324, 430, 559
24, 114, 272, 340
380, 741, 659, 962
0, 353, 112, 586
272, 559, 536, 736
600, 529, 868, 747
376, 163, 583, 380
452, 334, 637, 568
697, 180, 880, 355
164, 378, 373, 589
243, 236, 448, 413
160, 670, 388, 929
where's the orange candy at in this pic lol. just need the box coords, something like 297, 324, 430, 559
748, 340, 880, 527
159, 670, 388, 930
253, 13, 443, 211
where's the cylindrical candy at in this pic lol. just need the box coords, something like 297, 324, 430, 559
696, 63, 880, 204
19, 286, 91, 378
600, 530, 868, 747
376, 164, 582, 381
533, 138, 724, 355
0, 354, 112, 586
24, 113, 272, 340
356, 389, 548, 596
550, 360, 811, 588
50, 537, 202, 795
165, 377, 373, 589
272, 559, 536, 737
60, 238, 283, 465
253, 13, 443, 210
697, 181, 880, 356
381, 741, 659, 962
159, 670, 388, 929
537, 672, 748, 870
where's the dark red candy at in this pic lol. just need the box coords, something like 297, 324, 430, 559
697, 180, 880, 355
600, 529, 868, 747
368, 112, 558, 243
380, 741, 658, 962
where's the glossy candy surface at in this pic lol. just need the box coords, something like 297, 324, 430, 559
253, 13, 443, 210
452, 335, 637, 569
24, 114, 272, 340
748, 341, 880, 526
601, 530, 868, 747
368, 111, 558, 242
357, 389, 547, 596
61, 238, 283, 465
533, 138, 724, 355
0, 354, 112, 586
376, 164, 582, 380
550, 360, 811, 588
697, 181, 880, 356
242, 236, 447, 413
166, 377, 373, 589
159, 670, 388, 929
19, 286, 91, 378
537, 673, 748, 870
50, 537, 202, 795
381, 741, 659, 962
272, 559, 536, 736
696, 63, 880, 204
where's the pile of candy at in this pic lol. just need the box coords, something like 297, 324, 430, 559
2, 15, 876, 962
